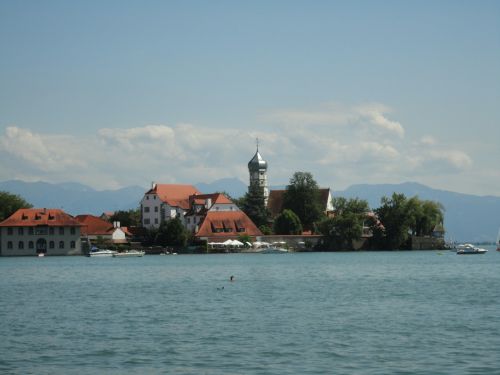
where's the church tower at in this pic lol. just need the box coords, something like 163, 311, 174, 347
248, 140, 269, 204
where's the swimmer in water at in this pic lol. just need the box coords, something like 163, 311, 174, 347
230, 275, 234, 282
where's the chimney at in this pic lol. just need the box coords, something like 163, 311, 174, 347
152, 181, 157, 190
114, 221, 121, 228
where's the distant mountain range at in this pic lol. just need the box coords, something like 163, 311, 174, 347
1, 179, 498, 243
0, 180, 145, 217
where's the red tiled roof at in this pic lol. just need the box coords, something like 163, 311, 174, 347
146, 184, 201, 209
189, 193, 233, 206
75, 215, 115, 236
267, 188, 331, 218
195, 211, 262, 238
0, 208, 82, 227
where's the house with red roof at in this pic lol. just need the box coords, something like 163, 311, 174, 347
140, 183, 201, 229
0, 208, 82, 256
194, 211, 262, 241
75, 215, 131, 244
184, 192, 262, 241
184, 193, 239, 233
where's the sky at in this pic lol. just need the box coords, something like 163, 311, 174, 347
1, 1, 499, 196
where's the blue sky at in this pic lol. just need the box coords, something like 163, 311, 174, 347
1, 1, 499, 195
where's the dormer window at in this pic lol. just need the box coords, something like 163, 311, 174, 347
235, 220, 245, 233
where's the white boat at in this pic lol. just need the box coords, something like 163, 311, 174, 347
456, 243, 488, 255
88, 249, 117, 257
256, 247, 288, 254
496, 228, 500, 251
113, 250, 145, 257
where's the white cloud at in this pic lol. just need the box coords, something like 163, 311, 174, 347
0, 103, 477, 193
265, 102, 405, 138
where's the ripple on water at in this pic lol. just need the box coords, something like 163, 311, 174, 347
1, 251, 500, 374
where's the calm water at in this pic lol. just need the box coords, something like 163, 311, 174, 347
1, 249, 499, 375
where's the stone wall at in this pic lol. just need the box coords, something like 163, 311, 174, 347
411, 236, 445, 250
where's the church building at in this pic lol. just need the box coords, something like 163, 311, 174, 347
247, 143, 269, 205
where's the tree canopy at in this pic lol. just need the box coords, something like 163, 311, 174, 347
372, 193, 444, 249
239, 182, 270, 229
155, 217, 188, 247
282, 171, 324, 231
109, 209, 141, 227
317, 197, 370, 250
273, 209, 303, 235
0, 191, 33, 222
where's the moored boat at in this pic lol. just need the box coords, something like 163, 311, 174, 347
256, 247, 288, 254
88, 249, 117, 257
112, 249, 145, 257
496, 228, 500, 251
456, 243, 488, 255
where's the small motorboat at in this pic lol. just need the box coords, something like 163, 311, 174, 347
88, 249, 117, 257
456, 244, 488, 255
256, 247, 288, 254
113, 249, 145, 257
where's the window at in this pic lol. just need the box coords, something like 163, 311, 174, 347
154, 206, 158, 212
28, 227, 34, 235
18, 227, 24, 235
7, 227, 13, 235
70, 241, 76, 249
18, 241, 24, 249
154, 218, 158, 224
59, 227, 64, 235
70, 227, 76, 235
49, 241, 55, 249
154, 195, 156, 200
7, 241, 13, 249
49, 227, 54, 235
144, 207, 150, 213
29, 241, 34, 249
144, 218, 150, 225
146, 195, 149, 200
59, 241, 64, 249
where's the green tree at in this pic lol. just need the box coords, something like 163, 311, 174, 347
0, 191, 33, 222
317, 197, 370, 250
374, 193, 414, 249
370, 194, 445, 249
240, 182, 270, 228
109, 209, 141, 227
155, 218, 188, 247
414, 200, 444, 236
282, 172, 324, 231
273, 209, 303, 235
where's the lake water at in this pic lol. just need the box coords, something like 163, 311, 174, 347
1, 248, 499, 375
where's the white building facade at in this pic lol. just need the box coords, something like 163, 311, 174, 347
0, 208, 82, 256
140, 183, 201, 229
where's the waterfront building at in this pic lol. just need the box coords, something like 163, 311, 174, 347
195, 210, 262, 242
184, 193, 239, 233
248, 144, 269, 205
185, 192, 262, 241
0, 208, 82, 256
140, 183, 201, 229
75, 214, 131, 245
